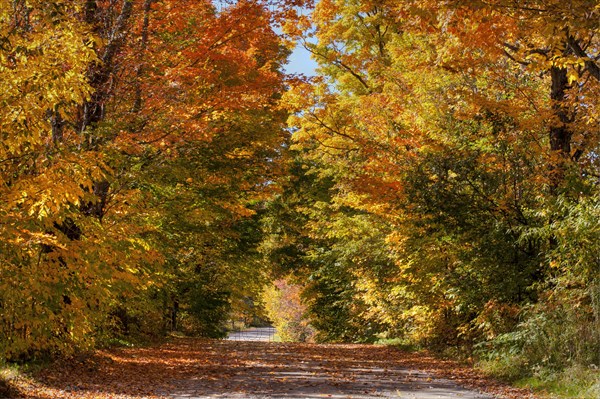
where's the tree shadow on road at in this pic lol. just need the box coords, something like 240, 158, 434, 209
11, 338, 531, 398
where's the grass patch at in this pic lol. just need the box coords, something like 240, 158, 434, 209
271, 333, 282, 342
478, 357, 600, 399
0, 362, 22, 398
477, 355, 529, 381
514, 366, 600, 399
102, 337, 138, 348
375, 337, 421, 352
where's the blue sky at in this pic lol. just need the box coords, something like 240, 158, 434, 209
284, 43, 319, 76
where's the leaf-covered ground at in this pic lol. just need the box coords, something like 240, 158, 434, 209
6, 338, 541, 399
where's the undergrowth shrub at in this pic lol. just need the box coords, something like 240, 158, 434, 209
262, 279, 315, 342
467, 195, 600, 399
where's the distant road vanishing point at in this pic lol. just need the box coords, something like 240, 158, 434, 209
227, 326, 276, 342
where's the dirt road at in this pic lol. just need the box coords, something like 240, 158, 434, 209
227, 327, 276, 342
9, 338, 538, 399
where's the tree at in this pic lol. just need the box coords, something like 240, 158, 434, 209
0, 0, 290, 359
279, 0, 599, 369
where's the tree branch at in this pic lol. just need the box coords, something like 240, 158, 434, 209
303, 43, 371, 92
566, 35, 600, 82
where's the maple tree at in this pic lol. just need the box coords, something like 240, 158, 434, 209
0, 0, 289, 358
0, 0, 109, 358
274, 0, 599, 379
122, 0, 289, 336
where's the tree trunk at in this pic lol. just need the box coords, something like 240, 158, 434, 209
548, 65, 572, 188
171, 299, 179, 331
132, 0, 154, 113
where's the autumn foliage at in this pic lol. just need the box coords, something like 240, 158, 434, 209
264, 0, 600, 385
262, 279, 315, 342
0, 0, 288, 359
1, 1, 599, 393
